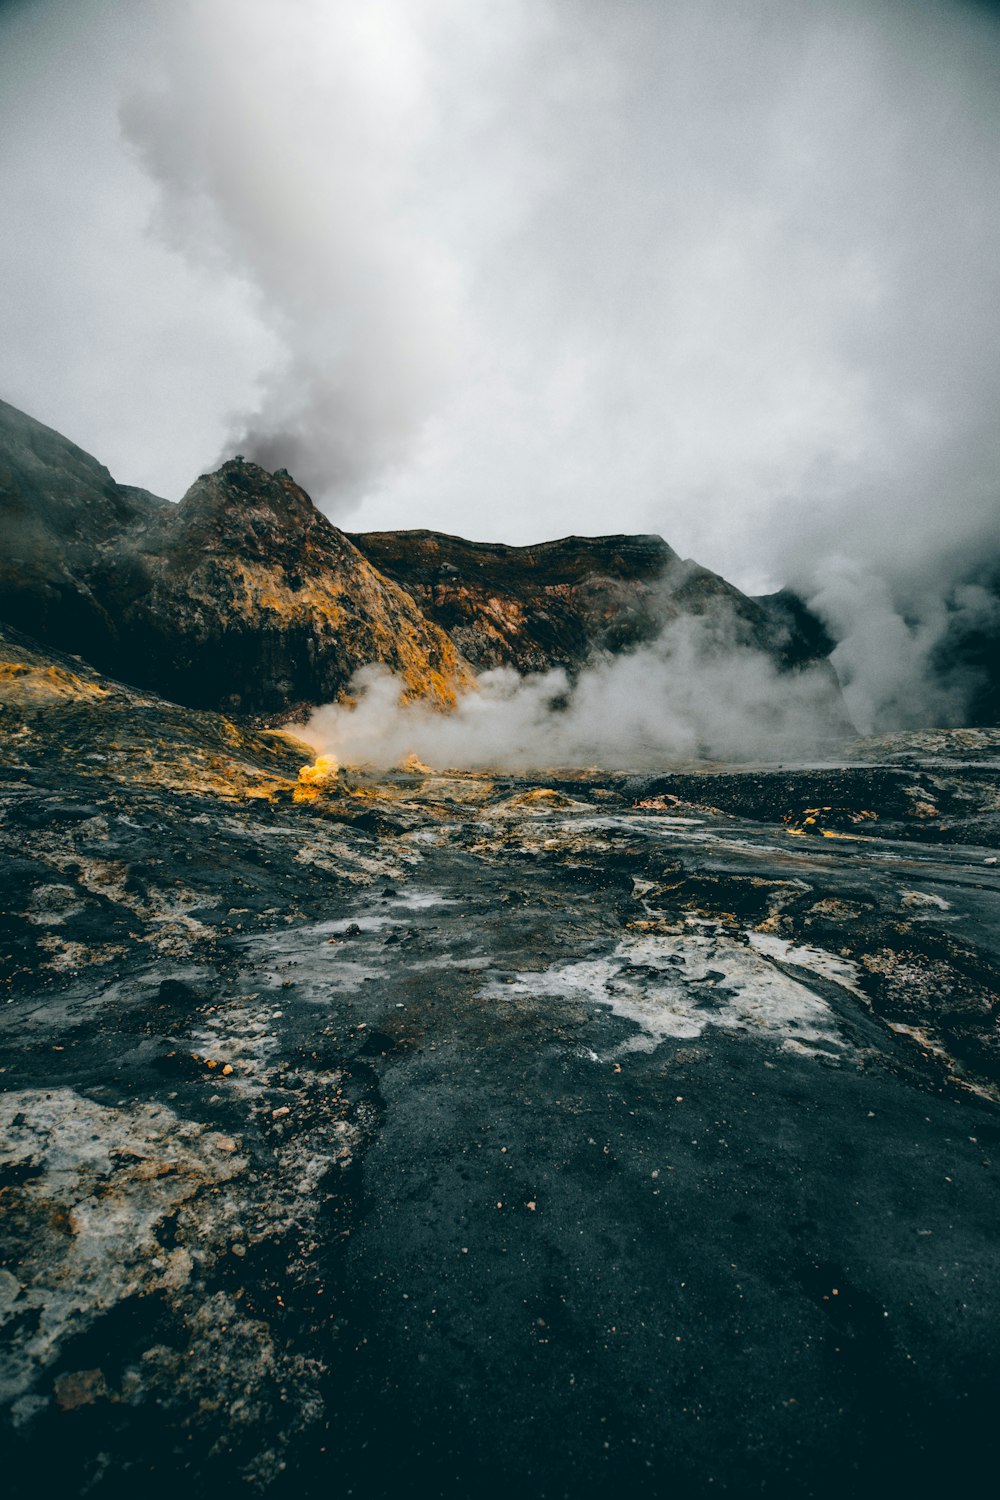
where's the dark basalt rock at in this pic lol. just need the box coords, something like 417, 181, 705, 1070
0, 401, 470, 716
753, 585, 837, 669
1, 399, 846, 723
0, 398, 164, 665
1, 625, 999, 1498
349, 527, 834, 676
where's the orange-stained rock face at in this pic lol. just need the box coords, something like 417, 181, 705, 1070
0, 396, 472, 720
0, 397, 844, 727
348, 529, 685, 675
96, 460, 475, 716
348, 528, 834, 681
0, 624, 315, 803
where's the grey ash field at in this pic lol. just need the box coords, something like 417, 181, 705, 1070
1, 625, 999, 1499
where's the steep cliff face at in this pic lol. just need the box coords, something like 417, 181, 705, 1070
94, 461, 473, 714
0, 397, 163, 661
348, 528, 831, 675
344, 531, 674, 673
0, 402, 471, 715
1, 397, 845, 723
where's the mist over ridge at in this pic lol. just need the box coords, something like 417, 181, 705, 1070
1, 0, 999, 730
301, 630, 851, 773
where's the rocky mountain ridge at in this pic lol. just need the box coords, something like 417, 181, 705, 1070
1, 397, 833, 720
0, 400, 470, 716
348, 529, 827, 677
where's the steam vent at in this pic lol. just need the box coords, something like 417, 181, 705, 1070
2, 395, 1000, 1500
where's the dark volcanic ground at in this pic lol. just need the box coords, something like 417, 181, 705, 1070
1, 634, 999, 1500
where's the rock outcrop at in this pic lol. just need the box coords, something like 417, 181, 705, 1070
89, 460, 473, 715
0, 400, 471, 716
348, 529, 831, 676
0, 397, 164, 661
1, 397, 840, 720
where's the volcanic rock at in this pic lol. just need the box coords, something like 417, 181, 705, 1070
90, 459, 473, 715
0, 400, 471, 717
349, 528, 833, 675
1, 620, 999, 1497
0, 396, 164, 661
2, 400, 845, 723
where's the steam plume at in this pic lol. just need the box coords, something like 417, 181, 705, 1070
3, 0, 1000, 731
302, 612, 849, 771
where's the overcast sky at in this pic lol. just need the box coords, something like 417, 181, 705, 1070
1, 0, 999, 619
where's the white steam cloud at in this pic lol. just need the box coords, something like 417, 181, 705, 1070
2, 0, 999, 735
302, 613, 848, 771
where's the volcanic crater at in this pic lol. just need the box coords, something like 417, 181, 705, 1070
1, 401, 999, 1499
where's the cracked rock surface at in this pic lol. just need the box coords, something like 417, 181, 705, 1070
2, 631, 999, 1499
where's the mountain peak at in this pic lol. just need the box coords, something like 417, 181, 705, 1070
179, 457, 318, 521
162, 458, 351, 569
0, 401, 471, 714
0, 397, 849, 721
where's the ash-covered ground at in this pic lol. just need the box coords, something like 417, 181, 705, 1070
1, 627, 999, 1499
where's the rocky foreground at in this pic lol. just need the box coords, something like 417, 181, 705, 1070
1, 625, 999, 1498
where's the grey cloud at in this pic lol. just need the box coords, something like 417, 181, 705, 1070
2, 0, 999, 732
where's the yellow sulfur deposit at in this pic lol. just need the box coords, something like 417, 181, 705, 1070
294, 755, 340, 801
398, 752, 434, 774
0, 659, 110, 703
